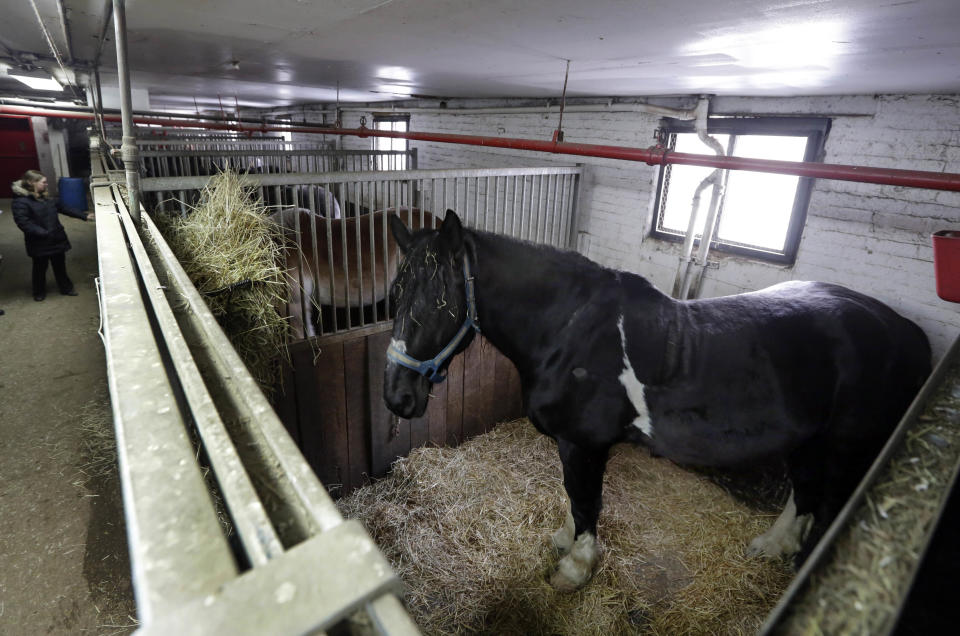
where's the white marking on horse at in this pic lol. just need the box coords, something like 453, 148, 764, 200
551, 504, 575, 554
387, 338, 407, 367
550, 532, 599, 590
747, 490, 813, 559
617, 315, 653, 437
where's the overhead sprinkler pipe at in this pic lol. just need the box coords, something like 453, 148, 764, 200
341, 127, 960, 192
0, 101, 338, 131
3, 105, 960, 192
112, 0, 140, 224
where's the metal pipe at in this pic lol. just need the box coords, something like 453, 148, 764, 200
675, 98, 726, 299
340, 101, 700, 118
112, 0, 141, 224
673, 181, 705, 297
55, 0, 74, 63
682, 176, 725, 299
5, 105, 960, 192
27, 0, 78, 100
327, 126, 960, 192
0, 99, 335, 131
92, 66, 109, 145
94, 0, 113, 66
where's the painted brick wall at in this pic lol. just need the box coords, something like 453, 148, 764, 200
285, 94, 959, 358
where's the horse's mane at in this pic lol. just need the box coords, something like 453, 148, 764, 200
468, 228, 603, 275
467, 227, 661, 297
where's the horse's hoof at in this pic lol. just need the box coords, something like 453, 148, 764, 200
747, 492, 812, 559
548, 532, 598, 591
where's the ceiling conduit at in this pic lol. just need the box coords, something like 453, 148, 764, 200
339, 102, 701, 118
3, 104, 960, 192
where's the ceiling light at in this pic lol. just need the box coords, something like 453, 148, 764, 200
377, 67, 412, 82
7, 68, 62, 91
378, 84, 413, 95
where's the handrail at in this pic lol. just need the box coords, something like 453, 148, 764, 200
91, 147, 420, 634
140, 165, 583, 192
761, 332, 960, 634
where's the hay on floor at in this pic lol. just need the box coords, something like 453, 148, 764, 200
337, 419, 794, 635
152, 169, 289, 391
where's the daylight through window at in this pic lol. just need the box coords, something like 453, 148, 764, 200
653, 117, 830, 264
373, 114, 410, 170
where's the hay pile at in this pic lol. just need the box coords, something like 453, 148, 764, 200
338, 419, 793, 635
153, 169, 289, 391
784, 356, 960, 634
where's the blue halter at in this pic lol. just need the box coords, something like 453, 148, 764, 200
386, 254, 479, 383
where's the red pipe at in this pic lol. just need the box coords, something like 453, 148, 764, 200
332, 126, 960, 192
4, 104, 960, 192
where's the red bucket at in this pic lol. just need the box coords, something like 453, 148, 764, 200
933, 230, 960, 303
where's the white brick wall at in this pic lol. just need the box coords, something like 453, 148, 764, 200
273, 95, 960, 358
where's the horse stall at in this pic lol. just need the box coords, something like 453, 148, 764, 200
139, 158, 583, 496
106, 124, 955, 636
138, 141, 416, 216
89, 140, 420, 634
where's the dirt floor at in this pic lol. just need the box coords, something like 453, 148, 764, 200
0, 197, 136, 635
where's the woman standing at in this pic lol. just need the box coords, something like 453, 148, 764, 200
11, 170, 94, 301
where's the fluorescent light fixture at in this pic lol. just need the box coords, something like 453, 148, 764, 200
377, 66, 412, 82
378, 84, 413, 95
8, 69, 62, 91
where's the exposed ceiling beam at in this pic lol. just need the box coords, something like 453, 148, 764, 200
55, 0, 74, 64
94, 0, 113, 68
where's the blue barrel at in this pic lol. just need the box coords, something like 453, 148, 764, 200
58, 177, 87, 212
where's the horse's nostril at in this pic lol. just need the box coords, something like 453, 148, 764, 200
387, 390, 416, 417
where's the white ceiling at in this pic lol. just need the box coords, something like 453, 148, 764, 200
1, 0, 959, 110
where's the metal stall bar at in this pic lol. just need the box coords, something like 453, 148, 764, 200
762, 333, 960, 635
141, 166, 581, 336
111, 0, 141, 223
138, 148, 414, 176
140, 206, 416, 635
93, 180, 237, 622
111, 180, 284, 567
140, 167, 583, 223
93, 157, 418, 634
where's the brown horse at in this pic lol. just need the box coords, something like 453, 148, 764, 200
271, 207, 435, 338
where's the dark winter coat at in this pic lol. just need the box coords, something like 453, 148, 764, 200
11, 179, 88, 258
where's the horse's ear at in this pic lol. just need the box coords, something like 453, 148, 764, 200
389, 213, 412, 252
440, 209, 463, 254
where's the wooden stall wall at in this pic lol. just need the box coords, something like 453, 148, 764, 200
274, 325, 524, 496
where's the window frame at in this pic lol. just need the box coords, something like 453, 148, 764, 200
651, 116, 830, 265
372, 113, 410, 169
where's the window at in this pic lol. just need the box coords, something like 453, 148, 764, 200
652, 117, 830, 264
373, 114, 410, 170
276, 116, 293, 144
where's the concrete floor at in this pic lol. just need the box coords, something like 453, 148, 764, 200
0, 197, 136, 635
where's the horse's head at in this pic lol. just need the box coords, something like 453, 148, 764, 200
384, 209, 478, 419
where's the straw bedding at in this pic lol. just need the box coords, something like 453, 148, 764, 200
338, 419, 794, 635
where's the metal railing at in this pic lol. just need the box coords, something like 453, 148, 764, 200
761, 332, 960, 634
141, 165, 582, 338
105, 138, 335, 151
91, 146, 420, 635
140, 148, 418, 179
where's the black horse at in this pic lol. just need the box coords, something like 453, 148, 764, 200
383, 210, 931, 590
